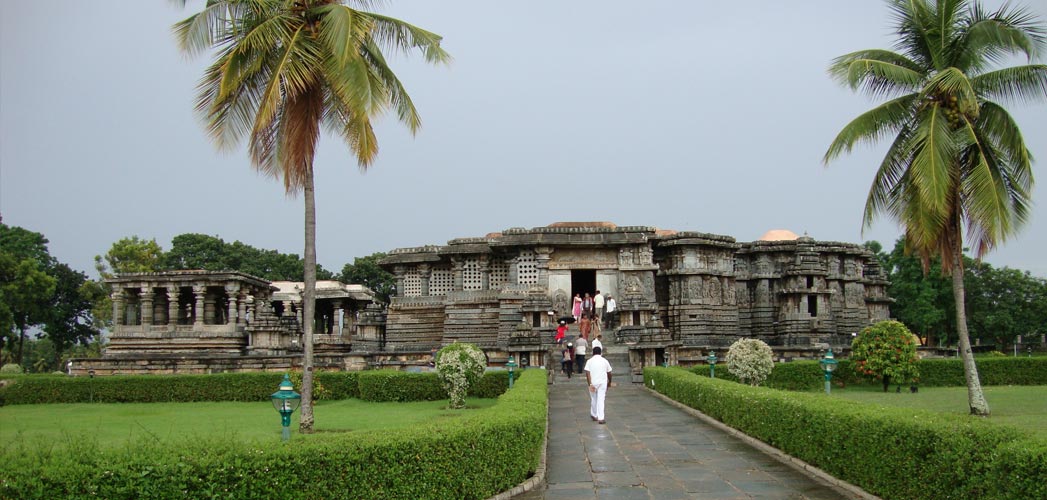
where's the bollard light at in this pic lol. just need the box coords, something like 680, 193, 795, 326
506, 355, 517, 389
819, 349, 838, 395
270, 374, 302, 441
707, 351, 717, 379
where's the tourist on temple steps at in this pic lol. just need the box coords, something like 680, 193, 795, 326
572, 294, 582, 321
582, 293, 594, 317
561, 343, 573, 378
585, 346, 613, 424
593, 290, 604, 323
555, 321, 567, 344
574, 335, 588, 374
592, 333, 603, 352
579, 314, 591, 340
604, 295, 616, 329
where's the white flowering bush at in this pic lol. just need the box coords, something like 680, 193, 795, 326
435, 342, 488, 409
725, 338, 774, 386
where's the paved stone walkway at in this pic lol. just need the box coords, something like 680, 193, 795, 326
515, 372, 852, 500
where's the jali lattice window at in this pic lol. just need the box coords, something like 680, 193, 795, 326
403, 271, 421, 297
489, 259, 508, 289
517, 250, 538, 285
462, 258, 482, 291
430, 265, 453, 295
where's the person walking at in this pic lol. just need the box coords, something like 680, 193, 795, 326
582, 293, 594, 318
579, 314, 591, 340
574, 335, 588, 374
592, 333, 603, 352
604, 294, 617, 330
585, 346, 613, 424
555, 321, 567, 344
593, 290, 604, 323
572, 294, 582, 321
561, 343, 574, 378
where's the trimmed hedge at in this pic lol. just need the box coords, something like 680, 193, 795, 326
0, 369, 547, 500
646, 366, 1046, 500
0, 370, 508, 406
689, 356, 1047, 391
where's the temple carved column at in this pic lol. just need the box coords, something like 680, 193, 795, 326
535, 247, 553, 289
394, 266, 406, 297
508, 256, 520, 285
451, 259, 464, 291
237, 292, 248, 325
111, 289, 125, 326
193, 285, 206, 327
334, 301, 344, 337
419, 264, 432, 296
479, 256, 490, 291
225, 284, 240, 325
140, 285, 154, 326
166, 286, 179, 325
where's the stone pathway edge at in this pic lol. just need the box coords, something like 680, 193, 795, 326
645, 386, 881, 500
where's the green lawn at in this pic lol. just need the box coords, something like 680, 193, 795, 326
0, 398, 497, 449
831, 385, 1047, 439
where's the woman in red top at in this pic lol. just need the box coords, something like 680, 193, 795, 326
555, 321, 567, 344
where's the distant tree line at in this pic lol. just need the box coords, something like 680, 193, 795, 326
1, 225, 395, 373
867, 239, 1047, 350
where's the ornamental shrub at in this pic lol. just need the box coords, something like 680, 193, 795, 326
852, 320, 920, 391
724, 338, 774, 386
0, 363, 23, 374
435, 343, 488, 409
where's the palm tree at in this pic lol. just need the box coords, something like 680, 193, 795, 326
174, 0, 449, 431
824, 0, 1046, 416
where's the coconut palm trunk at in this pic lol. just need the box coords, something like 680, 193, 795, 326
300, 165, 317, 432
949, 225, 989, 415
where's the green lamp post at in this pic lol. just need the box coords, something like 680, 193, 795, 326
707, 351, 717, 379
819, 349, 838, 395
270, 374, 302, 441
506, 355, 517, 389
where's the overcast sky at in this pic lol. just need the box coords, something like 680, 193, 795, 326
2, 1, 1045, 279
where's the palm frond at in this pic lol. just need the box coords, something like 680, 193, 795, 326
977, 101, 1034, 174
356, 11, 452, 65
828, 50, 925, 97
907, 102, 960, 218
824, 94, 916, 163
863, 126, 914, 230
972, 64, 1047, 104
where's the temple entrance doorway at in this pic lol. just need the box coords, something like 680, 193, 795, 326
571, 270, 596, 297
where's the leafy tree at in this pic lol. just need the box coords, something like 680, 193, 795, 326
41, 263, 99, 369
823, 0, 1047, 416
435, 342, 488, 409
724, 338, 774, 386
884, 238, 953, 345
338, 252, 394, 302
164, 233, 332, 281
0, 224, 57, 363
851, 320, 921, 392
175, 0, 449, 432
964, 261, 1047, 347
87, 236, 165, 330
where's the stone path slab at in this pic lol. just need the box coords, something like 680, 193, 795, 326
514, 372, 858, 500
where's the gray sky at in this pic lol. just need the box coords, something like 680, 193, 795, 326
2, 1, 1045, 278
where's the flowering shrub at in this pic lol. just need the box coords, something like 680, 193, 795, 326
435, 342, 488, 409
725, 338, 774, 386
851, 320, 920, 391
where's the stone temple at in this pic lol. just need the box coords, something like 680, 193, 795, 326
379, 222, 890, 377
74, 222, 890, 377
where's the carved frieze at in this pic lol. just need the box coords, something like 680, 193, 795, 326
549, 248, 616, 270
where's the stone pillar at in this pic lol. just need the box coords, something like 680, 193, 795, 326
282, 300, 293, 319
237, 292, 248, 325
140, 285, 154, 326
535, 247, 553, 288
479, 256, 490, 291
334, 301, 344, 337
508, 256, 520, 285
225, 284, 240, 325
451, 259, 464, 291
193, 285, 206, 327
166, 286, 179, 325
112, 289, 125, 326
419, 264, 433, 296
394, 266, 406, 297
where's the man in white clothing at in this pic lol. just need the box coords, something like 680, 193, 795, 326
593, 290, 605, 323
591, 333, 603, 352
584, 346, 613, 424
604, 295, 617, 329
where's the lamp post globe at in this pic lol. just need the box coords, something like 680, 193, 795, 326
270, 374, 302, 441
506, 355, 517, 389
819, 349, 838, 395
707, 351, 717, 379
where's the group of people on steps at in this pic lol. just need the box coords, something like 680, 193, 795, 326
553, 290, 614, 424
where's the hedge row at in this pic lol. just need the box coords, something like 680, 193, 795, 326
0, 369, 547, 500
688, 356, 1047, 391
0, 370, 510, 405
646, 367, 1046, 500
